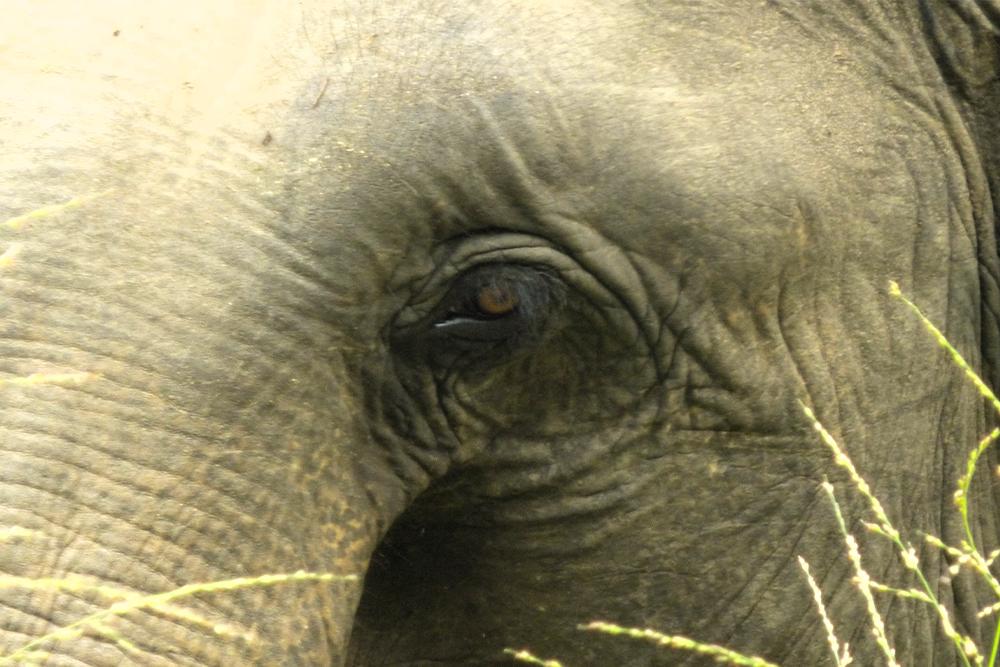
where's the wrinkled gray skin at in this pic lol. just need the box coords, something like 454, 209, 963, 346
2, 1, 1000, 664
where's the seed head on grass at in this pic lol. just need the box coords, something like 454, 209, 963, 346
0, 243, 22, 269
0, 571, 357, 665
798, 556, 852, 666
889, 280, 1000, 665
503, 648, 565, 666
580, 622, 780, 667
804, 404, 980, 667
800, 404, 899, 543
888, 281, 1000, 415
890, 280, 1000, 561
923, 534, 1000, 601
2, 191, 112, 231
816, 481, 900, 667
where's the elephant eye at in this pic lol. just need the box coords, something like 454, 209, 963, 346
474, 284, 519, 317
430, 265, 559, 344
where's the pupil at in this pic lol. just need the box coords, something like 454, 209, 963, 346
476, 285, 518, 316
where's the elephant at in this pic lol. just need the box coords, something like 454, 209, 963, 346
2, 0, 1000, 664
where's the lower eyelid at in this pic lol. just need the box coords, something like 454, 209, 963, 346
431, 315, 523, 341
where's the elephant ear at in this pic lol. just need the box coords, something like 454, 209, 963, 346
926, 0, 1000, 205
924, 0, 1000, 214
924, 1, 1000, 91
923, 1, 1000, 385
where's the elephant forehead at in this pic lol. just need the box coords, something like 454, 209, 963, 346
5, 1, 966, 311
0, 1, 310, 138
300, 3, 939, 293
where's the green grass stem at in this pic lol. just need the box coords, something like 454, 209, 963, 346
0, 571, 355, 665
579, 622, 780, 667
798, 556, 852, 666
503, 648, 565, 666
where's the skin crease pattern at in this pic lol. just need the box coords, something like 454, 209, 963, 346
1, 1, 1000, 665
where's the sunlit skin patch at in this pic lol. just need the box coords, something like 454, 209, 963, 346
476, 284, 519, 317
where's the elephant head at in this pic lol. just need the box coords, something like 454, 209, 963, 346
2, 1, 1000, 664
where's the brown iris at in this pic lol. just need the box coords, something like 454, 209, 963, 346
476, 284, 519, 317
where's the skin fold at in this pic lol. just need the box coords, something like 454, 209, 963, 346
1, 1, 999, 664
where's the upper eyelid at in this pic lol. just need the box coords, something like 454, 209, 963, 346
443, 267, 550, 309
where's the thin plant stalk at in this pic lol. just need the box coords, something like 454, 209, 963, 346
803, 405, 978, 667
890, 281, 1000, 556
798, 556, 852, 666
817, 481, 901, 667
503, 648, 565, 667
580, 622, 780, 667
0, 571, 354, 665
891, 281, 1000, 665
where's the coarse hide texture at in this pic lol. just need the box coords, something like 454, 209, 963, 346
1, 1, 1000, 665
